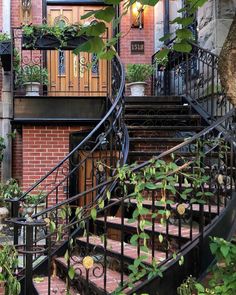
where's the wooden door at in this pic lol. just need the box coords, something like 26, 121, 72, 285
47, 6, 111, 97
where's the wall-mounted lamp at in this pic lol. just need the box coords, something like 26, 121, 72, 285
21, 0, 32, 24
131, 1, 144, 29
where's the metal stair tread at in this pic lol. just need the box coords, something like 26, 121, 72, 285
77, 235, 166, 264
55, 256, 129, 294
125, 114, 200, 119
95, 216, 199, 238
125, 104, 190, 110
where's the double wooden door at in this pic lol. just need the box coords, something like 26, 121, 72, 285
47, 6, 110, 96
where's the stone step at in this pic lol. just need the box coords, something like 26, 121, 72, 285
95, 217, 199, 239
125, 104, 190, 111
111, 198, 223, 214
55, 256, 129, 294
125, 96, 183, 104
125, 114, 201, 121
34, 276, 77, 295
127, 126, 205, 131
77, 235, 167, 265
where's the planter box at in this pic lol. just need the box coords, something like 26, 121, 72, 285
22, 34, 89, 50
0, 41, 11, 71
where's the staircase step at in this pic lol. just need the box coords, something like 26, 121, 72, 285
125, 105, 190, 111
96, 217, 199, 239
129, 137, 185, 143
77, 235, 166, 265
112, 198, 222, 214
125, 96, 183, 104
34, 276, 77, 295
125, 114, 200, 120
55, 256, 128, 294
127, 125, 205, 131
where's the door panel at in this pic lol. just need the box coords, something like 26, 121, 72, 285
47, 5, 111, 96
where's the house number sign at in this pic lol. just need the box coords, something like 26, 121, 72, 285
131, 41, 144, 54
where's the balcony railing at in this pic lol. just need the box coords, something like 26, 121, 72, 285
12, 27, 110, 98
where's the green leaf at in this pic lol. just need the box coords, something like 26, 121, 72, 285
95, 7, 115, 22
130, 234, 139, 246
74, 37, 104, 54
68, 266, 75, 280
64, 250, 69, 262
159, 234, 163, 243
91, 208, 97, 220
220, 245, 230, 258
159, 33, 173, 42
98, 199, 105, 209
104, 0, 121, 4
98, 49, 116, 60
49, 221, 56, 233
195, 283, 205, 292
140, 0, 159, 5
173, 42, 192, 53
176, 28, 193, 40
155, 48, 170, 60
85, 22, 106, 36
171, 16, 194, 27
145, 182, 159, 190
81, 10, 96, 20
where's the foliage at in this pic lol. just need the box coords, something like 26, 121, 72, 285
0, 136, 6, 163
0, 32, 11, 42
16, 64, 48, 86
177, 237, 236, 295
0, 244, 21, 295
126, 64, 154, 83
22, 23, 83, 48
24, 192, 46, 205
0, 178, 21, 207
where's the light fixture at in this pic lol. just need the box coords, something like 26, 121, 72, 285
21, 0, 32, 24
131, 1, 144, 29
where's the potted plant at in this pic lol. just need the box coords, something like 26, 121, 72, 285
126, 64, 154, 96
22, 23, 88, 50
0, 245, 21, 295
0, 179, 21, 226
21, 192, 46, 217
16, 65, 48, 96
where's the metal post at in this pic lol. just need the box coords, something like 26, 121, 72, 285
11, 199, 19, 245
25, 224, 34, 295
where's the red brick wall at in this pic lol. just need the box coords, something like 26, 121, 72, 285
22, 126, 86, 203
120, 5, 154, 65
12, 128, 23, 185
120, 4, 154, 95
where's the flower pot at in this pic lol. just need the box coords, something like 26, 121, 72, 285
24, 82, 40, 96
0, 281, 5, 295
0, 207, 9, 223
127, 82, 147, 96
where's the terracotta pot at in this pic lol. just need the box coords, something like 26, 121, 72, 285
0, 281, 5, 295
127, 81, 147, 96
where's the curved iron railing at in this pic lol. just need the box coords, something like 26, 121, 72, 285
152, 42, 234, 124
11, 109, 236, 294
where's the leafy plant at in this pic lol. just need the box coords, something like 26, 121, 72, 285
178, 237, 236, 295
126, 64, 154, 83
16, 65, 48, 86
0, 32, 11, 42
24, 192, 45, 205
0, 178, 21, 207
22, 23, 83, 48
0, 244, 21, 295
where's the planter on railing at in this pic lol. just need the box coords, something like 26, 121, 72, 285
0, 41, 11, 71
22, 34, 89, 50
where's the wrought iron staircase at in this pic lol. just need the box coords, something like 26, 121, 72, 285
9, 43, 236, 295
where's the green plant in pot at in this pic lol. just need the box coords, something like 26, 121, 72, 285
0, 244, 21, 295
22, 192, 46, 217
0, 179, 21, 225
17, 65, 48, 96
126, 64, 154, 96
